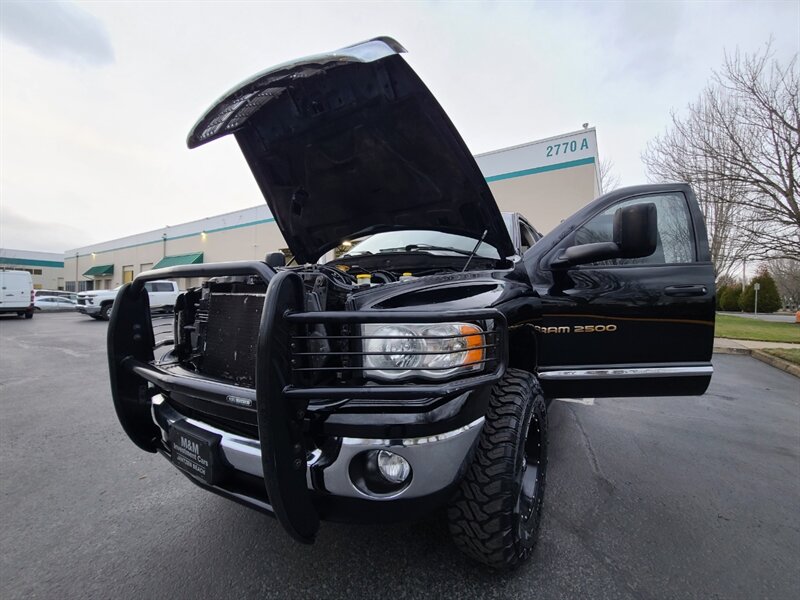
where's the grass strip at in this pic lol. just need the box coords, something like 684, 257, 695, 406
715, 314, 800, 344
761, 348, 800, 366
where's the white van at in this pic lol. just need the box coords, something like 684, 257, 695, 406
0, 270, 34, 319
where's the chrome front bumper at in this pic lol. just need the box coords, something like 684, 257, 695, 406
151, 395, 483, 505
76, 304, 100, 315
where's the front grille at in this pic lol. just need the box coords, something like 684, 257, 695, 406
199, 292, 264, 386
77, 298, 86, 305
189, 288, 505, 417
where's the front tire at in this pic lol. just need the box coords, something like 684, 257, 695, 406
24, 311, 33, 319
447, 369, 547, 570
100, 303, 113, 320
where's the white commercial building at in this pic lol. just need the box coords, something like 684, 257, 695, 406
64, 129, 600, 291
0, 248, 65, 290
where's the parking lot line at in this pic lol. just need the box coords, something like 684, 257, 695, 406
556, 397, 595, 406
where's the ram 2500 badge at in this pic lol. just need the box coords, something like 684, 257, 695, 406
108, 37, 714, 569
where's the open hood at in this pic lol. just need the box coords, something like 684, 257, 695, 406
187, 37, 514, 264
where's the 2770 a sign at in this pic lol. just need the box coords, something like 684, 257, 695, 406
546, 137, 589, 157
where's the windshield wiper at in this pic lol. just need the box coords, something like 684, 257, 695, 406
403, 244, 474, 256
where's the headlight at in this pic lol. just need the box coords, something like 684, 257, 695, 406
362, 322, 485, 381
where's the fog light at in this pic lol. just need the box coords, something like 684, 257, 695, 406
376, 450, 411, 484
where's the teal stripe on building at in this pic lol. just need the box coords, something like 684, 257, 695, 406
484, 157, 595, 183
0, 257, 64, 268
71, 217, 278, 258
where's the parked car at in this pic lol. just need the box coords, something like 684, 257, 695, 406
35, 289, 77, 302
0, 270, 34, 319
77, 280, 181, 320
34, 296, 77, 311
108, 38, 715, 570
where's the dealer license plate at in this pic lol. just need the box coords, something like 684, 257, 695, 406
169, 421, 224, 485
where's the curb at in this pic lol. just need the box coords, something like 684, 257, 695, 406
751, 350, 800, 379
714, 345, 800, 378
713, 346, 751, 356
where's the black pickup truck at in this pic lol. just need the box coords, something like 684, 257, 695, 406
108, 37, 714, 570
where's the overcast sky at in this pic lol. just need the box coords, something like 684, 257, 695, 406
1, 1, 798, 253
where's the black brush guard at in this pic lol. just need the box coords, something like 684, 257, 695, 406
108, 261, 507, 544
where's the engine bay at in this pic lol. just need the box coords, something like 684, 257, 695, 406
166, 254, 506, 389
168, 262, 433, 387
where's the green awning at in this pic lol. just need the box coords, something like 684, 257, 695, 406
83, 264, 114, 277
153, 252, 204, 269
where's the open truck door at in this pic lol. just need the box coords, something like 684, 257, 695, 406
528, 183, 715, 399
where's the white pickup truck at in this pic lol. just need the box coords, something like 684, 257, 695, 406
76, 280, 181, 320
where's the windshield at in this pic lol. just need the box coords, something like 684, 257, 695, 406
343, 230, 501, 260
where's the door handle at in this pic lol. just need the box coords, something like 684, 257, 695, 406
664, 285, 708, 297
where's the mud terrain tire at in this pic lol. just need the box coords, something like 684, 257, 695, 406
447, 369, 547, 570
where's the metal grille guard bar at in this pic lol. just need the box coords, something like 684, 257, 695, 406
284, 308, 507, 400
129, 260, 275, 292
108, 262, 507, 544
286, 308, 506, 324
109, 261, 321, 544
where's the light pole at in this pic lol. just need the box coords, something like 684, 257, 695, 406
754, 282, 760, 316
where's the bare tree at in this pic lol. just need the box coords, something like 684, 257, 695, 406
643, 41, 799, 272
768, 257, 800, 309
599, 158, 621, 193
643, 102, 755, 278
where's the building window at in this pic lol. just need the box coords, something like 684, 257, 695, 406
123, 265, 134, 284
65, 281, 76, 292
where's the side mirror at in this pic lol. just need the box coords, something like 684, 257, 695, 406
552, 202, 658, 268
614, 202, 658, 258
264, 252, 286, 268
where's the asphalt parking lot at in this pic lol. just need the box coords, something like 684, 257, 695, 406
1, 312, 798, 600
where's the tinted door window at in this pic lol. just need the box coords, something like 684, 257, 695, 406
574, 193, 695, 265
